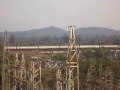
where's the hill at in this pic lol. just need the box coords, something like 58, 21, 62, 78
75, 27, 120, 37
0, 26, 120, 38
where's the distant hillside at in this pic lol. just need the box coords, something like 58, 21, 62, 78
0, 26, 67, 37
75, 27, 120, 37
0, 26, 120, 38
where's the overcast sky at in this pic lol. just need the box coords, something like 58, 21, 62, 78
0, 0, 120, 31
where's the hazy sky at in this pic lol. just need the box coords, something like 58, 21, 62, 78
0, 0, 120, 31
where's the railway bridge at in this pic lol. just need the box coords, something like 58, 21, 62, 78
8, 45, 120, 51
8, 45, 120, 59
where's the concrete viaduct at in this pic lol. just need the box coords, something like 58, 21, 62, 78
8, 45, 120, 51
7, 45, 120, 55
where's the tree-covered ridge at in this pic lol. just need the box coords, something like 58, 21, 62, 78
0, 34, 119, 46
0, 27, 120, 45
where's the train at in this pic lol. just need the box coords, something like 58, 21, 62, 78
7, 45, 120, 50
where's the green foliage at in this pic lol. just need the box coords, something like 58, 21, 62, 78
7, 32, 120, 45
80, 48, 120, 85
111, 61, 120, 80
79, 61, 89, 75
52, 53, 66, 61
94, 47, 112, 65
82, 47, 112, 65
47, 80, 55, 88
82, 49, 94, 60
9, 34, 16, 46
41, 68, 56, 89
95, 47, 111, 60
